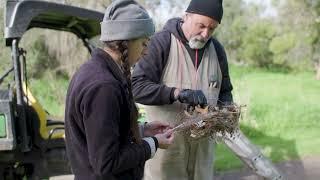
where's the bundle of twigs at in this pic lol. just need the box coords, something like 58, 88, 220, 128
173, 104, 242, 139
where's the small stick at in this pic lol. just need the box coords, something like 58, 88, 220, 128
172, 116, 204, 132
171, 123, 185, 132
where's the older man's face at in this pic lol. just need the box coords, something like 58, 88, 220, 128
183, 13, 219, 49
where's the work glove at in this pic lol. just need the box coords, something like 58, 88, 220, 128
177, 89, 207, 106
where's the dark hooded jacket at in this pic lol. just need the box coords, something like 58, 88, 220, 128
65, 48, 152, 180
132, 18, 233, 105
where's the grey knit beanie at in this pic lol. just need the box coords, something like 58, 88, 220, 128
100, 0, 155, 41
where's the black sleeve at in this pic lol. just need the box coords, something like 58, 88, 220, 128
132, 31, 176, 105
82, 83, 151, 177
212, 39, 234, 105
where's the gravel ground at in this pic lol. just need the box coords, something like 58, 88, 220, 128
50, 155, 320, 180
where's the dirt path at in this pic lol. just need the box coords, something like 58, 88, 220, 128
50, 156, 320, 180
215, 156, 320, 180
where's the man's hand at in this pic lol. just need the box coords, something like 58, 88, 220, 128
143, 121, 172, 137
176, 89, 207, 106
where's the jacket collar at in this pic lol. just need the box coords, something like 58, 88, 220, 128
91, 48, 128, 88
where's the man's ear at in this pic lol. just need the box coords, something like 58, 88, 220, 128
182, 13, 188, 22
183, 13, 192, 22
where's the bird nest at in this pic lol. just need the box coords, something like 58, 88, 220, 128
174, 104, 242, 139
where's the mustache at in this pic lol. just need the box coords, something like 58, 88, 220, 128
191, 36, 209, 43
195, 39, 206, 43
189, 37, 207, 49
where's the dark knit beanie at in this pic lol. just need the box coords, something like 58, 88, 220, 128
186, 0, 223, 23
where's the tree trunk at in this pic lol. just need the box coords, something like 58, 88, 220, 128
316, 61, 320, 80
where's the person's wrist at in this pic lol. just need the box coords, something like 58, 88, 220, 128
151, 136, 159, 150
174, 88, 181, 101
143, 122, 149, 137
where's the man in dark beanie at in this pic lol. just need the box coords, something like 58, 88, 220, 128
132, 0, 233, 179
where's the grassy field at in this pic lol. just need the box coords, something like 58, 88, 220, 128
29, 72, 69, 117
25, 65, 320, 171
214, 66, 320, 170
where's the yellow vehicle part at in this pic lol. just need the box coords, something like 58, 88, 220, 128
22, 83, 64, 139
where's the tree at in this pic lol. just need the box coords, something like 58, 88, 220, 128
274, 0, 319, 73
269, 33, 297, 67
216, 0, 248, 63
217, 0, 277, 68
0, 2, 11, 76
240, 20, 276, 68
307, 0, 320, 79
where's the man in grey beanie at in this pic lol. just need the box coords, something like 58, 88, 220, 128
65, 1, 175, 180
132, 0, 233, 179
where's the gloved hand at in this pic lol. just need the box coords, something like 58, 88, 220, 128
176, 89, 207, 106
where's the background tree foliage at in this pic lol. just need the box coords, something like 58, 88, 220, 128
1, 0, 320, 115
0, 1, 11, 74
1, 0, 319, 75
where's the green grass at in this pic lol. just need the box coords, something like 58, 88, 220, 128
28, 72, 69, 118
26, 66, 320, 172
214, 66, 320, 171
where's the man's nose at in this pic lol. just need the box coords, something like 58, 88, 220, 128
201, 29, 210, 39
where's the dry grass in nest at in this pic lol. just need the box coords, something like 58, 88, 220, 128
173, 103, 242, 140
